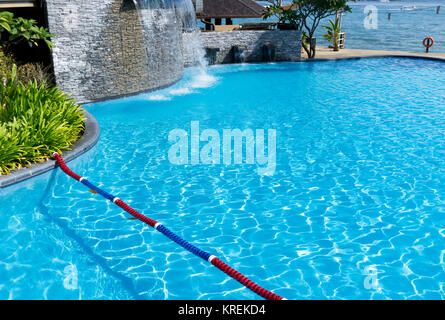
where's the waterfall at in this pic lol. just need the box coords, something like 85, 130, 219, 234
173, 0, 217, 91
130, 0, 216, 100
130, 0, 183, 89
174, 0, 208, 71
130, 0, 209, 73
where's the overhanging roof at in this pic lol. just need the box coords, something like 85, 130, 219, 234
196, 0, 265, 19
0, 0, 38, 9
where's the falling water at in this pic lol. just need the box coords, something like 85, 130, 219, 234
131, 0, 215, 98
174, 0, 217, 92
174, 0, 208, 70
130, 0, 183, 89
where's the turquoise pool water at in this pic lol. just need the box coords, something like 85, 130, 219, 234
1, 58, 444, 299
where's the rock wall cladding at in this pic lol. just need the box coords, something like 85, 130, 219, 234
45, 0, 184, 103
194, 30, 302, 65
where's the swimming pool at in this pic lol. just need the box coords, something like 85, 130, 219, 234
1, 58, 444, 299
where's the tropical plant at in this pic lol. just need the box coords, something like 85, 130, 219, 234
322, 18, 341, 51
0, 64, 85, 175
0, 11, 14, 34
0, 11, 55, 51
263, 1, 301, 26
1, 51, 51, 85
0, 11, 14, 52
9, 17, 55, 49
292, 0, 352, 58
0, 51, 15, 82
263, 1, 283, 22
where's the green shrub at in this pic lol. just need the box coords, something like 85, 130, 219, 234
0, 11, 55, 50
16, 61, 51, 84
0, 65, 85, 175
1, 51, 50, 85
0, 51, 15, 81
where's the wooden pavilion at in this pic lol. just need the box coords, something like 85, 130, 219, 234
193, 0, 266, 31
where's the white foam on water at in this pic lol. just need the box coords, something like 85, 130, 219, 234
142, 0, 220, 102
147, 94, 171, 101
168, 87, 193, 95
146, 68, 219, 101
188, 71, 219, 89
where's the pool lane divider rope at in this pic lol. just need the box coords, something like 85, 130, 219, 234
52, 153, 284, 301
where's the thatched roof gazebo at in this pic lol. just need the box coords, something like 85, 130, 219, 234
193, 0, 266, 31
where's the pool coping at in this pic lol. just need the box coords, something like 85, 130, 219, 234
78, 75, 183, 105
0, 109, 100, 189
304, 54, 445, 63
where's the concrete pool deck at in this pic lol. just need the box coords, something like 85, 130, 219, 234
309, 46, 445, 61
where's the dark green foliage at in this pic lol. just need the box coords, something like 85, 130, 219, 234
1, 52, 51, 84
263, 0, 353, 58
294, 0, 352, 58
0, 65, 85, 175
0, 11, 55, 50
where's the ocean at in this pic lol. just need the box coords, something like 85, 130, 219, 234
228, 1, 445, 54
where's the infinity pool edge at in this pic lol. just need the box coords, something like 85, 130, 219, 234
307, 54, 445, 63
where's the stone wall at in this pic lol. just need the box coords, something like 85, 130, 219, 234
45, 0, 184, 104
44, 0, 302, 103
189, 30, 302, 65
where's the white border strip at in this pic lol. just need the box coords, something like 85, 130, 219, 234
154, 223, 163, 230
